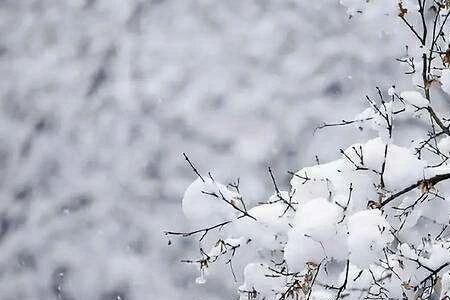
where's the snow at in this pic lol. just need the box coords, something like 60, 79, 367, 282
348, 209, 392, 268
340, 0, 399, 18
0, 0, 427, 299
355, 138, 426, 188
438, 136, 450, 154
400, 91, 429, 108
239, 263, 284, 299
441, 272, 450, 299
290, 138, 426, 214
182, 177, 239, 227
232, 200, 292, 250
442, 69, 450, 95
285, 198, 347, 271
388, 86, 396, 96
308, 290, 334, 300
172, 2, 450, 299
422, 242, 450, 270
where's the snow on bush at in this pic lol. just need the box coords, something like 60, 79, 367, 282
347, 209, 392, 269
167, 1, 450, 299
182, 176, 240, 227
400, 91, 429, 108
285, 198, 346, 270
1, 1, 406, 299
441, 68, 450, 96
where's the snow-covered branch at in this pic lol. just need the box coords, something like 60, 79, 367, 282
166, 1, 450, 299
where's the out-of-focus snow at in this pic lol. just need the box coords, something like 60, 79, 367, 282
0, 0, 405, 299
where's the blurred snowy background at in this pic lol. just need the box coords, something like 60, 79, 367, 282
0, 1, 407, 299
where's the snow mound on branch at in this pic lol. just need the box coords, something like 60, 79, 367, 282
400, 91, 429, 108
182, 177, 239, 226
348, 209, 392, 268
422, 241, 450, 270
289, 159, 346, 204
344, 263, 377, 291
441, 272, 450, 299
233, 200, 293, 250
285, 198, 346, 271
438, 136, 450, 154
441, 69, 450, 95
239, 263, 284, 299
385, 241, 450, 298
290, 138, 426, 211
309, 290, 334, 300
353, 138, 426, 188
248, 196, 292, 234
